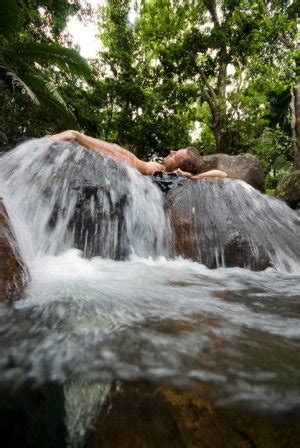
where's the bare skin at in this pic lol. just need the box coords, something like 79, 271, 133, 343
50, 130, 228, 179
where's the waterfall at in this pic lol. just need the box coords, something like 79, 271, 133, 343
0, 138, 168, 264
0, 138, 299, 272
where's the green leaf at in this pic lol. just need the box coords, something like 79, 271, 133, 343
9, 41, 92, 79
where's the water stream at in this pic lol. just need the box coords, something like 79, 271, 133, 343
0, 138, 299, 414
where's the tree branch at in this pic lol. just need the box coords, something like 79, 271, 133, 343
217, 60, 227, 97
203, 0, 221, 27
199, 67, 217, 99
200, 85, 216, 113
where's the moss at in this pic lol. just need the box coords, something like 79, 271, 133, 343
266, 188, 275, 196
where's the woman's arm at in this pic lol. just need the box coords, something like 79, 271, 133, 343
171, 168, 193, 178
50, 130, 163, 175
172, 168, 228, 179
192, 169, 228, 179
51, 130, 138, 164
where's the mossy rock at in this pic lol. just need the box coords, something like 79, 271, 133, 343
0, 198, 29, 300
276, 170, 300, 207
86, 381, 300, 448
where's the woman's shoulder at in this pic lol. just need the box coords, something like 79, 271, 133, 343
148, 161, 164, 172
139, 160, 164, 175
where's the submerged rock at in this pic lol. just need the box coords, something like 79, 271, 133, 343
0, 384, 66, 448
0, 199, 29, 300
276, 170, 300, 210
1, 381, 298, 448
166, 179, 299, 270
201, 153, 265, 192
86, 381, 300, 448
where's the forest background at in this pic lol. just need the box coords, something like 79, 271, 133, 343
0, 0, 299, 190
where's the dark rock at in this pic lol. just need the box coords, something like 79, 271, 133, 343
45, 144, 131, 259
151, 153, 265, 194
276, 170, 300, 208
70, 182, 129, 259
201, 153, 265, 192
86, 381, 300, 448
0, 199, 29, 300
165, 179, 272, 270
0, 384, 66, 448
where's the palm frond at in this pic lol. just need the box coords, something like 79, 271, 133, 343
6, 71, 40, 105
1, 46, 34, 76
43, 80, 70, 110
9, 41, 92, 79
0, 6, 88, 128
20, 72, 79, 128
3, 69, 78, 128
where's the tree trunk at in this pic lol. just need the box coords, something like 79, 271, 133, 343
292, 40, 300, 170
212, 106, 229, 153
292, 84, 300, 170
198, 52, 229, 152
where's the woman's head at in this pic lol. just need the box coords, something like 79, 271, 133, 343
163, 147, 203, 174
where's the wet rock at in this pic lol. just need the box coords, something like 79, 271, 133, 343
70, 182, 128, 259
0, 199, 29, 300
150, 154, 264, 194
86, 381, 300, 448
45, 144, 131, 259
165, 180, 272, 270
0, 384, 66, 448
201, 153, 265, 192
276, 170, 300, 209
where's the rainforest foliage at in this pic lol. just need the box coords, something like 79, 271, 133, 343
0, 0, 298, 187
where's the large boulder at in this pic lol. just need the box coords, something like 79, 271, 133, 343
201, 153, 265, 192
86, 381, 300, 448
45, 142, 165, 260
165, 178, 300, 270
276, 170, 300, 210
0, 199, 29, 300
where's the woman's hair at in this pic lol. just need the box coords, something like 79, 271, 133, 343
178, 147, 204, 175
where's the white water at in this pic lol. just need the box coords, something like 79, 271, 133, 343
0, 138, 168, 263
0, 139, 299, 412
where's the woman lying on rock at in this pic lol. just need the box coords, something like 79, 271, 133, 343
51, 130, 228, 179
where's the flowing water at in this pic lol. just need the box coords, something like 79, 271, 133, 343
0, 138, 299, 418
166, 178, 300, 271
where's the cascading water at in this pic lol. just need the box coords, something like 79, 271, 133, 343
0, 138, 168, 264
1, 138, 299, 271
0, 138, 299, 420
166, 179, 300, 271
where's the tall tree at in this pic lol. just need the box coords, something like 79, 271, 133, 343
292, 40, 300, 169
138, 0, 297, 153
94, 0, 197, 158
